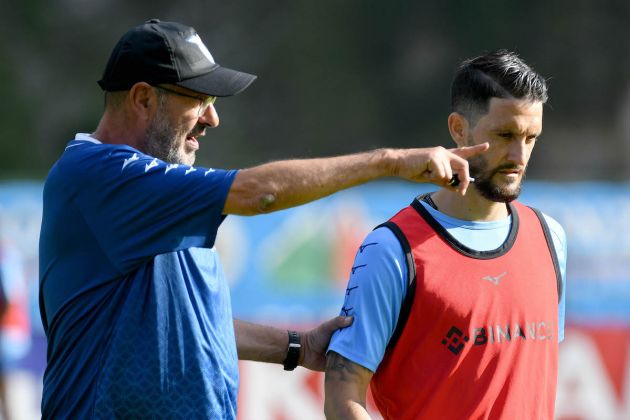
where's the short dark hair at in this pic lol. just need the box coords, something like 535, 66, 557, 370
103, 86, 169, 111
451, 50, 548, 123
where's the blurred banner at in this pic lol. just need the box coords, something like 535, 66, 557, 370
0, 180, 629, 419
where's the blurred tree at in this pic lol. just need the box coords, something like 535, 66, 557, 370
0, 0, 629, 180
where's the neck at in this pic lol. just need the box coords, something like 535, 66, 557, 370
430, 188, 510, 221
92, 110, 144, 151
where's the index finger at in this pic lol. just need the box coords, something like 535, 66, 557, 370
449, 142, 489, 159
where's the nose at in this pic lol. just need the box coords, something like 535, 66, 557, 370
507, 139, 528, 166
198, 103, 220, 128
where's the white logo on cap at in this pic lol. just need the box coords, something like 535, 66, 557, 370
186, 34, 215, 64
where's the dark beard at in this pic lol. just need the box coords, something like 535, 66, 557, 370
468, 155, 524, 203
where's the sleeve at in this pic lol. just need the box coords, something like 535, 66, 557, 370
543, 213, 568, 342
62, 145, 237, 273
327, 226, 408, 372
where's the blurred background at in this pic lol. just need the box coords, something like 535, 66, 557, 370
0, 1, 629, 419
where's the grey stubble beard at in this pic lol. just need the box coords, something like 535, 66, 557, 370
142, 96, 192, 165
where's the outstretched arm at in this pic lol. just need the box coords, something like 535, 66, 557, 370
223, 144, 488, 215
234, 316, 353, 371
325, 351, 374, 420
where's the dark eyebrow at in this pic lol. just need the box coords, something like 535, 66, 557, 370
492, 127, 542, 137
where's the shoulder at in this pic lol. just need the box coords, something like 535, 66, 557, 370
327, 224, 411, 372
55, 141, 140, 176
539, 212, 567, 247
361, 226, 406, 261
62, 139, 137, 159
529, 210, 567, 268
518, 203, 567, 247
369, 224, 403, 244
352, 226, 408, 293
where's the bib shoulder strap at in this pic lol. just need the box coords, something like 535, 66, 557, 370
373, 220, 417, 350
528, 206, 563, 303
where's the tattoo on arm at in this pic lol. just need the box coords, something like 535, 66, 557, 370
326, 351, 373, 392
326, 352, 363, 381
325, 352, 373, 416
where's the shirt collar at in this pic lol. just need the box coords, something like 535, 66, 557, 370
74, 133, 102, 144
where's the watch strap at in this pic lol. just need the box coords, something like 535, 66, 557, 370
282, 330, 301, 371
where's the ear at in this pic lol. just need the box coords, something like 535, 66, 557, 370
447, 112, 470, 148
128, 82, 158, 121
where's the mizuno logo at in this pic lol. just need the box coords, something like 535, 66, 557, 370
122, 153, 139, 171
481, 271, 507, 285
204, 168, 216, 176
165, 164, 179, 174
185, 167, 197, 175
145, 159, 159, 172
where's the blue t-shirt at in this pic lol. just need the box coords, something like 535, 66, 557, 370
328, 200, 568, 372
39, 134, 239, 418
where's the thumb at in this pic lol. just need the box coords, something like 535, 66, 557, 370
450, 142, 489, 158
322, 315, 353, 332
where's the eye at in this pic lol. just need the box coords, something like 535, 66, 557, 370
526, 135, 538, 143
497, 132, 513, 139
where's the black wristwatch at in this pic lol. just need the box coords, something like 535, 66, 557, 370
282, 330, 301, 371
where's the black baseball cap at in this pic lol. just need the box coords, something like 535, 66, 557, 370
98, 19, 257, 97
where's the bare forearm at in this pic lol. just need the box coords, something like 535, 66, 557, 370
224, 149, 393, 215
325, 351, 373, 419
235, 316, 353, 371
223, 144, 488, 216
325, 397, 371, 420
234, 319, 292, 364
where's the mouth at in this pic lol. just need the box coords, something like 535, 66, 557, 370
184, 128, 205, 151
185, 135, 200, 151
495, 166, 524, 178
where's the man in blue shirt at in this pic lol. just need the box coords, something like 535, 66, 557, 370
39, 19, 487, 419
